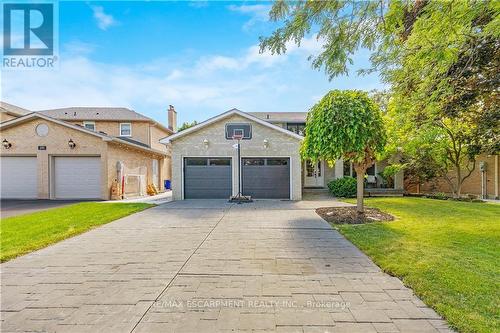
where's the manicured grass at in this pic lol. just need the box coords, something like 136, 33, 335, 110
0, 202, 153, 262
336, 197, 500, 333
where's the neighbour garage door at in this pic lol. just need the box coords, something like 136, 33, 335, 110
0, 156, 38, 199
54, 157, 101, 199
184, 157, 232, 199
242, 158, 290, 199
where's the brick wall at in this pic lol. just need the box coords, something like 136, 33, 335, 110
170, 114, 303, 200
406, 154, 499, 199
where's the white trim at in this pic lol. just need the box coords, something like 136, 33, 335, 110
304, 159, 324, 188
83, 121, 95, 131
119, 122, 132, 137
160, 109, 304, 144
239, 155, 293, 200
181, 156, 235, 200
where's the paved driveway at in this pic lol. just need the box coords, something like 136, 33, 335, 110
1, 199, 452, 332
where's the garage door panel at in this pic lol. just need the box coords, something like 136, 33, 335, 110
184, 158, 232, 199
0, 156, 38, 199
242, 158, 290, 199
54, 157, 101, 199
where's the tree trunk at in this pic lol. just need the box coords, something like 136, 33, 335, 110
455, 164, 462, 198
356, 171, 365, 213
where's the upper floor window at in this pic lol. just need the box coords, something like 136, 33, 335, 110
83, 121, 95, 131
286, 123, 305, 136
120, 123, 132, 136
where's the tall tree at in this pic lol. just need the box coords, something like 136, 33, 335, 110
261, 0, 499, 196
302, 90, 386, 213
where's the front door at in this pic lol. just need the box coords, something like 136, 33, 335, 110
304, 160, 324, 187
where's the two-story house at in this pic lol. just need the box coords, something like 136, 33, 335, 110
160, 108, 404, 201
0, 101, 176, 200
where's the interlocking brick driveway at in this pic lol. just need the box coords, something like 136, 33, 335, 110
1, 199, 452, 332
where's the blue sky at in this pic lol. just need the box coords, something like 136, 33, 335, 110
2, 1, 382, 125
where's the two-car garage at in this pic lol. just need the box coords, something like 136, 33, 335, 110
164, 110, 303, 201
0, 156, 101, 200
183, 156, 290, 200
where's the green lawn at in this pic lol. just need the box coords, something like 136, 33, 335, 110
336, 197, 500, 333
0, 202, 153, 262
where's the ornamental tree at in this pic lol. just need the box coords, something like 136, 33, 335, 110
302, 90, 386, 213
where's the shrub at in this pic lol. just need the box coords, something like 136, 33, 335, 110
327, 177, 357, 197
428, 192, 448, 200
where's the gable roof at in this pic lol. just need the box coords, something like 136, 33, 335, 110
160, 108, 304, 144
0, 112, 167, 156
249, 112, 308, 123
1, 101, 31, 117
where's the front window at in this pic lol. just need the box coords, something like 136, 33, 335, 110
120, 123, 131, 136
83, 121, 95, 131
286, 123, 305, 136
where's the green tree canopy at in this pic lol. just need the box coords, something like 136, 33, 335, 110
302, 90, 386, 212
177, 120, 198, 132
262, 0, 499, 196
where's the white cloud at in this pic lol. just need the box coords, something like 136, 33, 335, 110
1, 37, 381, 124
227, 4, 271, 31
63, 40, 96, 56
91, 6, 118, 30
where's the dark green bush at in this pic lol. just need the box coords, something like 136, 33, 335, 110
327, 177, 357, 197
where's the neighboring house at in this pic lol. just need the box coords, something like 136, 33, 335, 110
0, 103, 176, 200
0, 102, 30, 122
406, 153, 500, 199
160, 109, 403, 201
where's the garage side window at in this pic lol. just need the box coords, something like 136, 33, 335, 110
120, 123, 132, 136
209, 158, 230, 166
267, 159, 288, 166
185, 158, 208, 166
243, 158, 265, 166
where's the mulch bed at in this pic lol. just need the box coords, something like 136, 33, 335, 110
316, 207, 394, 224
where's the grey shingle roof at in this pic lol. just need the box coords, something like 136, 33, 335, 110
37, 107, 152, 121
248, 112, 308, 123
0, 101, 31, 116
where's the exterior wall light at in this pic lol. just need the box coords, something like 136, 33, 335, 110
263, 139, 269, 149
2, 139, 12, 149
68, 139, 76, 149
203, 139, 209, 148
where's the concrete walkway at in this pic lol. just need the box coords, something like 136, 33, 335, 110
1, 199, 452, 332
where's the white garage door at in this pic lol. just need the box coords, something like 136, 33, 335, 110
54, 157, 101, 199
0, 156, 38, 199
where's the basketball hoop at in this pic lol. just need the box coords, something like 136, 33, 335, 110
228, 129, 252, 203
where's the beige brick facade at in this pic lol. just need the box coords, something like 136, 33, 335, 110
0, 118, 166, 200
170, 114, 303, 200
72, 120, 151, 145
407, 154, 500, 199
